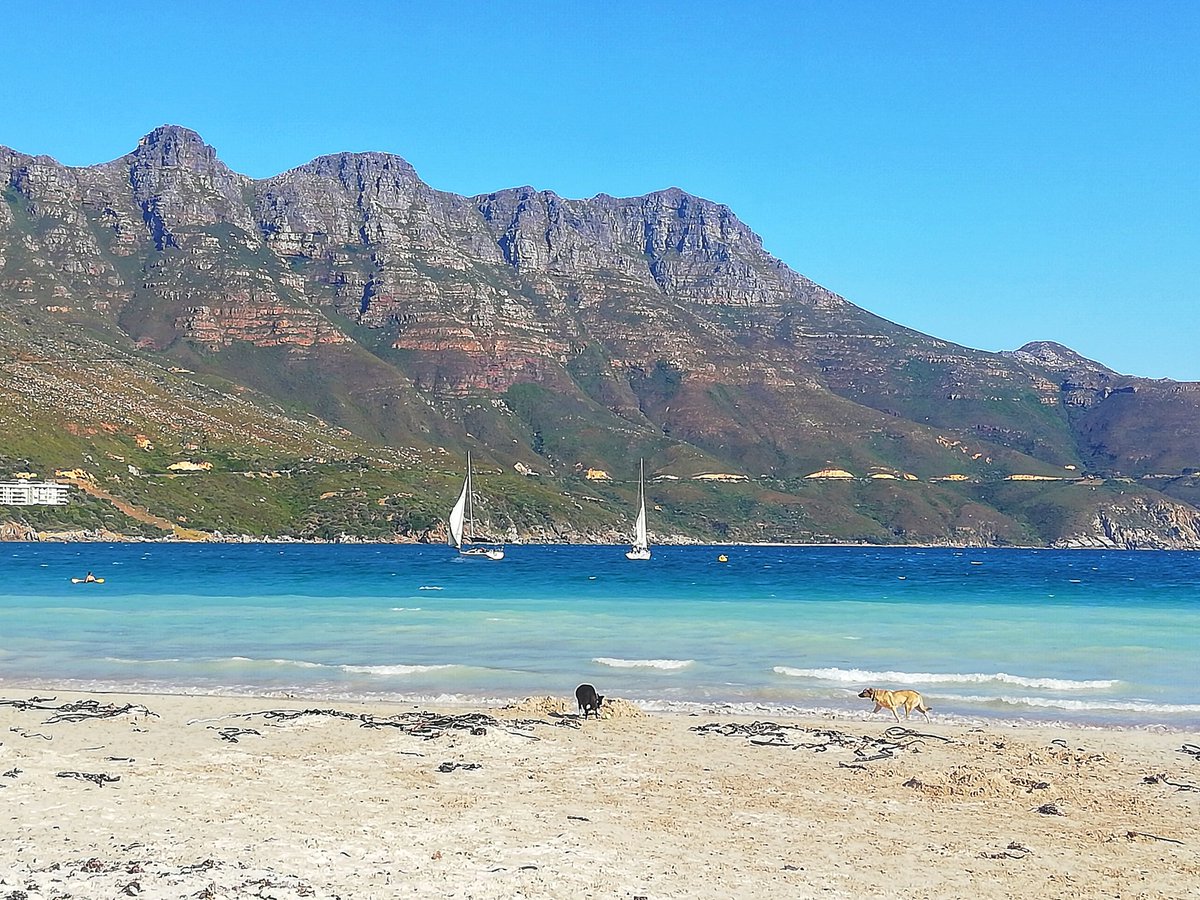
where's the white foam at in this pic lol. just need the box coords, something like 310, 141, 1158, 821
938, 693, 1200, 714
338, 663, 457, 676
103, 656, 182, 664
593, 657, 694, 670
390, 607, 422, 611
772, 666, 1118, 691
265, 658, 325, 669
418, 586, 443, 591
226, 657, 455, 676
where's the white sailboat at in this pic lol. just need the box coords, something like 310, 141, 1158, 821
448, 451, 505, 560
625, 458, 651, 561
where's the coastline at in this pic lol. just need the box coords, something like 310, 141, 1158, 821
2, 687, 1196, 898
7, 526, 1200, 550
2, 676, 1197, 734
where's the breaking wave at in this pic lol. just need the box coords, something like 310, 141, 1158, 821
337, 663, 457, 676
938, 693, 1200, 714
231, 657, 456, 676
772, 666, 1118, 691
593, 657, 694, 670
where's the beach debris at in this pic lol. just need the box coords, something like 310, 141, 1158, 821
9, 727, 52, 740
3, 855, 331, 897
880, 726, 950, 749
187, 706, 552, 743
692, 721, 801, 743
1121, 830, 1185, 845
178, 859, 217, 874
437, 761, 481, 773
45, 699, 155, 723
1178, 742, 1200, 760
1034, 801, 1066, 815
265, 707, 361, 722
187, 707, 357, 727
1142, 773, 1199, 792
507, 716, 551, 731
692, 721, 950, 769
0, 696, 156, 724
363, 711, 498, 739
2, 768, 20, 777
1009, 776, 1051, 792
904, 765, 1064, 801
981, 841, 1033, 859
57, 771, 121, 787
209, 726, 261, 743
566, 814, 590, 822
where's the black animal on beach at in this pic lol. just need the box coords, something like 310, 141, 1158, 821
575, 683, 604, 719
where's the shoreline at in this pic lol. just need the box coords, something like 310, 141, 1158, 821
3, 678, 1198, 734
8, 530, 1200, 550
1, 686, 1196, 897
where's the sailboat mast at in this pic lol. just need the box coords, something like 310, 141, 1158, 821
466, 451, 474, 544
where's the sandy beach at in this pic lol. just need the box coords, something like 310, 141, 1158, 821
0, 690, 1197, 899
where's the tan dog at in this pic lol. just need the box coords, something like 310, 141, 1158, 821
858, 687, 931, 722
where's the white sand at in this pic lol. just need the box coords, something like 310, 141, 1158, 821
1, 689, 1197, 898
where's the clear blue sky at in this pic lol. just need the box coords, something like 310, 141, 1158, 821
3, 1, 1196, 378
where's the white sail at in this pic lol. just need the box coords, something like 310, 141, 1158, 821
448, 477, 468, 549
626, 459, 651, 560
632, 497, 648, 550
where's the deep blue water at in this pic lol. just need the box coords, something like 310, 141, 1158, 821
1, 543, 1197, 727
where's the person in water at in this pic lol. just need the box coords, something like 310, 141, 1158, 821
84, 571, 98, 583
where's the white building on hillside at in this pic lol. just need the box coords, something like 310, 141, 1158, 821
0, 481, 71, 506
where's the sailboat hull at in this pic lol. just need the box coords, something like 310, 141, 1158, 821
625, 547, 651, 561
461, 547, 505, 560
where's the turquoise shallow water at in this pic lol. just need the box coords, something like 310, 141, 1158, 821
1, 543, 1198, 727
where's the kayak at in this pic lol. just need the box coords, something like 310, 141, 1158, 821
70, 577, 105, 584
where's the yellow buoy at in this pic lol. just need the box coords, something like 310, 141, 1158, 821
717, 554, 728, 562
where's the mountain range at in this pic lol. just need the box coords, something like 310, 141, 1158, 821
2, 125, 1198, 547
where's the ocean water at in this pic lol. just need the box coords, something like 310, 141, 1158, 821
1, 543, 1198, 728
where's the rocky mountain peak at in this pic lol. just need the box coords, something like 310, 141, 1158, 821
124, 125, 254, 246
132, 125, 228, 172
1011, 341, 1117, 377
296, 151, 421, 186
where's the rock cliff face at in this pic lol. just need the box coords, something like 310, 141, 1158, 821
2, 126, 1199, 546
1057, 497, 1200, 550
